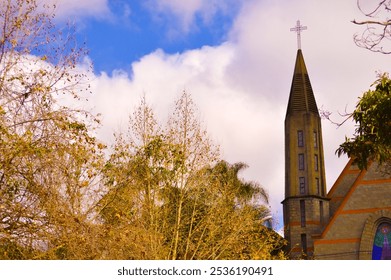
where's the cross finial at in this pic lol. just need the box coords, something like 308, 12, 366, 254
290, 20, 307, 49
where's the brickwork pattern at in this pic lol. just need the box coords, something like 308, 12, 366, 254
314, 162, 391, 260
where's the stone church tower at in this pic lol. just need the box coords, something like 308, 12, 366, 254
282, 35, 391, 259
282, 48, 330, 258
281, 21, 391, 260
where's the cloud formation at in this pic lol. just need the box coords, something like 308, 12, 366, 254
81, 0, 391, 229
46, 0, 111, 20
144, 0, 242, 35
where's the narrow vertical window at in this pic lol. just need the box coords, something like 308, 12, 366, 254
299, 177, 306, 194
300, 200, 306, 227
314, 154, 319, 171
316, 177, 320, 195
298, 130, 304, 147
298, 153, 305, 170
313, 131, 318, 148
301, 234, 308, 255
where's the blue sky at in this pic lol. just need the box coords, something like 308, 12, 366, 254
48, 0, 391, 231
73, 1, 240, 73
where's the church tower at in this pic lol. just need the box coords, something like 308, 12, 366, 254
282, 26, 330, 258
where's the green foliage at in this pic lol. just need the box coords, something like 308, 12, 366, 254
337, 73, 391, 169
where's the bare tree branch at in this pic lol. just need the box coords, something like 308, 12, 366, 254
353, 0, 391, 53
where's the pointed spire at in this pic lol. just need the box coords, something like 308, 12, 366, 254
286, 49, 319, 115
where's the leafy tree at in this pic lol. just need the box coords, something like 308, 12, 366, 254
334, 2, 391, 170
337, 73, 391, 170
174, 160, 284, 260
99, 93, 219, 259
0, 0, 285, 259
99, 93, 286, 260
0, 0, 104, 259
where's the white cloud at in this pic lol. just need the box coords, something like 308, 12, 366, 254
44, 0, 111, 20
87, 0, 391, 230
89, 41, 289, 227
145, 0, 241, 34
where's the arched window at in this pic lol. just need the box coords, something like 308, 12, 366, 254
359, 211, 391, 260
372, 222, 391, 260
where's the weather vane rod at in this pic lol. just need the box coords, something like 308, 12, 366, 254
290, 20, 307, 49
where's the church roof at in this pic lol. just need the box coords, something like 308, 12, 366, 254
286, 49, 319, 116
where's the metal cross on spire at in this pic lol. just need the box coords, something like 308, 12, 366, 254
290, 20, 307, 49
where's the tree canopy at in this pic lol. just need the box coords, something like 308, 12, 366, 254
337, 73, 391, 170
98, 93, 285, 260
0, 1, 286, 259
0, 0, 105, 259
334, 2, 391, 169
